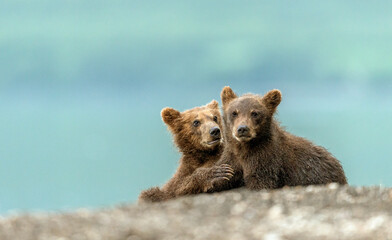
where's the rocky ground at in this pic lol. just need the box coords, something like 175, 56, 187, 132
1, 184, 392, 240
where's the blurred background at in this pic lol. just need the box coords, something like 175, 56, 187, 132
1, 1, 392, 214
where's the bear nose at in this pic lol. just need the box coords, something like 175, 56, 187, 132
209, 127, 221, 138
237, 125, 249, 136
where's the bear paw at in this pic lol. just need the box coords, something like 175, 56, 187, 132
203, 164, 234, 192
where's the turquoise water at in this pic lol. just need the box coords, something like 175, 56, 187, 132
1, 1, 392, 214
1, 84, 391, 214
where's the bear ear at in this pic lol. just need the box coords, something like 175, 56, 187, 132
221, 86, 237, 109
161, 107, 181, 128
261, 89, 282, 113
206, 100, 219, 110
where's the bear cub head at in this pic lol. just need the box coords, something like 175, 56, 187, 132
221, 86, 281, 143
161, 100, 223, 153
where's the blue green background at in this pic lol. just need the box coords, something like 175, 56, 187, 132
1, 1, 392, 214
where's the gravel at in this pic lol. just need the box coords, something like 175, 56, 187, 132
1, 184, 392, 240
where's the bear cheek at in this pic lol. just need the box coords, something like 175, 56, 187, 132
191, 127, 203, 145
226, 119, 236, 134
253, 117, 265, 131
253, 116, 263, 126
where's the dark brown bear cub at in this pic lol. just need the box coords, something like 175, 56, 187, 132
139, 100, 234, 202
214, 86, 347, 191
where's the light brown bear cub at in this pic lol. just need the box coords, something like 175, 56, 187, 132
213, 87, 347, 191
139, 100, 234, 202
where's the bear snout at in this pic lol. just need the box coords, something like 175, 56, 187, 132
209, 127, 221, 138
237, 125, 250, 137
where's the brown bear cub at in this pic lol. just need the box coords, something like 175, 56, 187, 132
139, 100, 234, 202
213, 86, 347, 191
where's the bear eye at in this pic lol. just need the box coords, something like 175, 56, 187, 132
213, 116, 218, 123
232, 111, 238, 117
193, 120, 200, 127
251, 111, 258, 117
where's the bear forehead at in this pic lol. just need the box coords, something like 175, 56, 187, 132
228, 96, 264, 111
182, 107, 218, 120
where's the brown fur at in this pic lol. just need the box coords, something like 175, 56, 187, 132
139, 100, 233, 202
214, 86, 347, 191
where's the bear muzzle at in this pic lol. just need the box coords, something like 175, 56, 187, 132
233, 125, 254, 142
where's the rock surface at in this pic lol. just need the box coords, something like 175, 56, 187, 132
1, 184, 392, 240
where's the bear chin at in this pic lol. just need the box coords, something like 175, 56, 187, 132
203, 138, 222, 148
232, 133, 254, 143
